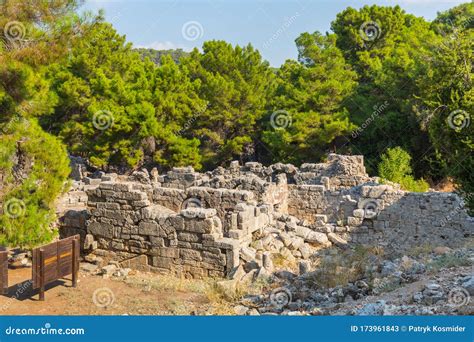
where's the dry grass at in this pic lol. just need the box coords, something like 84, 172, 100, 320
427, 253, 472, 273
205, 277, 271, 315
307, 245, 385, 289
431, 177, 456, 192
406, 244, 433, 258
109, 266, 279, 315
271, 252, 298, 271
121, 271, 274, 315
464, 237, 474, 249
124, 273, 209, 294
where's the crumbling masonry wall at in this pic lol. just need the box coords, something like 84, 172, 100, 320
288, 184, 471, 251
59, 154, 473, 278
80, 179, 275, 278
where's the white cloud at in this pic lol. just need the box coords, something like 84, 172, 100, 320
134, 41, 192, 51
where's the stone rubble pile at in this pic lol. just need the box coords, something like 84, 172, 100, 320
231, 247, 473, 316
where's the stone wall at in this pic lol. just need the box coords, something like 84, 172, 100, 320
83, 181, 243, 278
65, 176, 274, 277
287, 183, 472, 253
342, 187, 472, 251
59, 154, 473, 277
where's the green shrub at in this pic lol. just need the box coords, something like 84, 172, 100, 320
378, 147, 429, 192
399, 176, 430, 193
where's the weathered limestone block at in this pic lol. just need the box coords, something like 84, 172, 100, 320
347, 216, 363, 226
83, 234, 95, 249
240, 247, 256, 262
152, 256, 173, 269
315, 214, 327, 225
138, 221, 160, 236
166, 215, 184, 231
295, 225, 329, 245
328, 233, 348, 248
373, 220, 386, 231
180, 249, 202, 262
62, 209, 89, 229
353, 209, 365, 218
111, 240, 125, 251
177, 232, 201, 243
88, 221, 114, 239
149, 236, 164, 247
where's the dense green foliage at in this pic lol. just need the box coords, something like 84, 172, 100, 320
331, 5, 442, 176
134, 48, 189, 65
43, 22, 158, 169
1, 1, 472, 247
181, 41, 275, 167
0, 120, 70, 247
417, 3, 473, 209
261, 32, 357, 164
378, 147, 429, 192
0, 0, 82, 247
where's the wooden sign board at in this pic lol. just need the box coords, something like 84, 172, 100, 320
32, 235, 80, 300
0, 251, 7, 295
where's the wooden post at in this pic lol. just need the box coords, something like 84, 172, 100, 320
72, 238, 78, 288
0, 251, 7, 295
39, 249, 45, 301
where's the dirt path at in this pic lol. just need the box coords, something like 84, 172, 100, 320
0, 266, 210, 315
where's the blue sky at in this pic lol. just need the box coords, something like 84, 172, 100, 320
83, 0, 468, 66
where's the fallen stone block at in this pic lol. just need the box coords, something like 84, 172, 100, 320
84, 234, 95, 249
353, 209, 365, 218
262, 252, 273, 271
327, 233, 348, 248
80, 263, 99, 273
240, 247, 256, 262
100, 264, 117, 276
228, 265, 246, 281
295, 226, 329, 245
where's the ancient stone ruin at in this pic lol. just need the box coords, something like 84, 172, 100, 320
60, 154, 473, 279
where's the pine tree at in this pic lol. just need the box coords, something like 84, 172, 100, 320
261, 32, 357, 164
